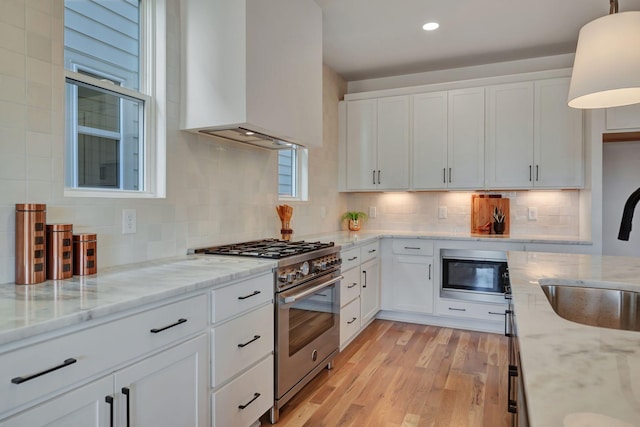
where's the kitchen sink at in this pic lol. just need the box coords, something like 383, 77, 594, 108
541, 284, 640, 332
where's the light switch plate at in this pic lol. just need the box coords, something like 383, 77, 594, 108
369, 206, 377, 218
438, 206, 448, 219
122, 209, 137, 234
528, 207, 538, 221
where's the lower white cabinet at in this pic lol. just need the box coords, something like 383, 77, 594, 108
437, 299, 507, 323
0, 334, 209, 427
386, 254, 434, 314
340, 298, 361, 345
360, 257, 380, 324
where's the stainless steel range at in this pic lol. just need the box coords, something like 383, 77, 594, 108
194, 239, 342, 423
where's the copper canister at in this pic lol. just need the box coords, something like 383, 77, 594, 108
73, 234, 97, 275
46, 224, 73, 280
15, 203, 47, 285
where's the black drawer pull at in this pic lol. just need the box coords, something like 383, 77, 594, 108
368, 249, 376, 253
347, 282, 358, 289
238, 335, 261, 348
238, 290, 261, 300
448, 307, 466, 312
404, 246, 421, 250
488, 311, 504, 316
11, 358, 77, 384
150, 318, 187, 333
238, 392, 261, 410
347, 256, 358, 261
347, 317, 358, 324
106, 396, 114, 427
122, 387, 131, 427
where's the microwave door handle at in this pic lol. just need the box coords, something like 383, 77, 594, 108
283, 276, 344, 304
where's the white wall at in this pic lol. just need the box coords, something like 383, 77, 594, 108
602, 141, 640, 255
0, 0, 347, 284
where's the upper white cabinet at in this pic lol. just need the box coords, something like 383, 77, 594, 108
447, 88, 486, 189
485, 78, 583, 189
345, 96, 410, 191
606, 103, 640, 131
412, 92, 448, 189
180, 0, 322, 147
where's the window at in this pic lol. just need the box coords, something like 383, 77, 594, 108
63, 0, 166, 197
278, 148, 308, 201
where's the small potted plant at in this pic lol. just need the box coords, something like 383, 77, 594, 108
492, 206, 506, 235
342, 211, 368, 231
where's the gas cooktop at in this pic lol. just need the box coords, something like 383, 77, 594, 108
193, 238, 335, 259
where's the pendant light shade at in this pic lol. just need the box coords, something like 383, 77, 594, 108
568, 11, 640, 109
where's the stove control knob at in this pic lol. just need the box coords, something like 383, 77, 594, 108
312, 262, 322, 273
278, 273, 288, 282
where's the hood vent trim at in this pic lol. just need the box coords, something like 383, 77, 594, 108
198, 127, 302, 150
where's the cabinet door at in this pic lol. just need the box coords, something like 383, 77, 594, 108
346, 99, 377, 190
376, 96, 410, 190
606, 103, 640, 130
113, 334, 208, 427
360, 258, 380, 324
486, 82, 535, 189
390, 255, 434, 314
448, 88, 485, 189
534, 78, 583, 188
0, 377, 112, 427
412, 92, 448, 189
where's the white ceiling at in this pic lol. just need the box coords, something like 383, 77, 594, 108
314, 0, 640, 81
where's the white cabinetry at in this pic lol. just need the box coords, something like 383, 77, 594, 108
345, 97, 409, 191
180, 0, 322, 146
412, 92, 448, 189
339, 241, 380, 348
382, 239, 434, 314
486, 78, 583, 189
0, 296, 209, 427
606, 103, 640, 131
210, 273, 274, 427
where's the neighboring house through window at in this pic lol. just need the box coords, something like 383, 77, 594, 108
63, 0, 166, 197
278, 148, 308, 201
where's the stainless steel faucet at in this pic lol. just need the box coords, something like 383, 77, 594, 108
618, 187, 640, 240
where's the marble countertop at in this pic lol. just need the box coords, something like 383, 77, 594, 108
507, 251, 640, 427
0, 255, 276, 347
299, 230, 592, 249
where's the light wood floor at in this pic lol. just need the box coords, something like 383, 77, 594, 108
262, 320, 510, 427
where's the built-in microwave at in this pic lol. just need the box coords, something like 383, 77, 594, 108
441, 249, 509, 303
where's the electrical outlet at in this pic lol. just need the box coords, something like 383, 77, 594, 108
369, 206, 377, 219
528, 207, 538, 221
122, 209, 137, 234
438, 206, 448, 219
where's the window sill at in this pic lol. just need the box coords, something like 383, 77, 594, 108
64, 188, 165, 199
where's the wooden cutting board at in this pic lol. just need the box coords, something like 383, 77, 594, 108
471, 194, 510, 235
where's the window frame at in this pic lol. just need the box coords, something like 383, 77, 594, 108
63, 0, 166, 199
278, 148, 308, 202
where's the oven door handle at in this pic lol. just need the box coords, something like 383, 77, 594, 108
283, 275, 343, 304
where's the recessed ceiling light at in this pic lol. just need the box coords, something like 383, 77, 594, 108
422, 22, 439, 31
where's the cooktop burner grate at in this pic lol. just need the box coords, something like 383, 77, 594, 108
197, 238, 335, 259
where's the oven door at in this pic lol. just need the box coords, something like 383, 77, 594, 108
275, 271, 341, 399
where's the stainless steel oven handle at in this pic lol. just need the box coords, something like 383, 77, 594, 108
283, 275, 343, 304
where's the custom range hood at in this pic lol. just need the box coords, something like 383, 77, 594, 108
198, 127, 301, 150
180, 0, 322, 150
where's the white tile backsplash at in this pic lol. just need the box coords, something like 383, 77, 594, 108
0, 0, 348, 284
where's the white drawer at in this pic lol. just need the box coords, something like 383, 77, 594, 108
360, 242, 379, 262
211, 273, 273, 323
340, 268, 360, 307
340, 297, 361, 347
341, 247, 360, 272
0, 294, 207, 415
437, 299, 507, 322
211, 303, 274, 387
392, 239, 434, 256
212, 355, 273, 427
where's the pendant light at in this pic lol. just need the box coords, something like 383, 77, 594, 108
568, 0, 640, 109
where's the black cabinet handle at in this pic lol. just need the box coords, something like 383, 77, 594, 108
448, 307, 466, 312
536, 164, 539, 181
150, 318, 187, 333
347, 317, 358, 324
11, 358, 77, 384
488, 311, 504, 316
368, 249, 376, 253
508, 364, 518, 413
372, 170, 376, 185
404, 246, 421, 250
448, 167, 452, 183
529, 165, 532, 182
105, 396, 114, 427
238, 392, 261, 410
238, 335, 261, 348
377, 170, 381, 184
238, 290, 261, 300
505, 309, 513, 337
443, 168, 446, 183
122, 387, 131, 427
347, 256, 358, 261
428, 264, 432, 280
347, 282, 358, 289
362, 270, 367, 288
